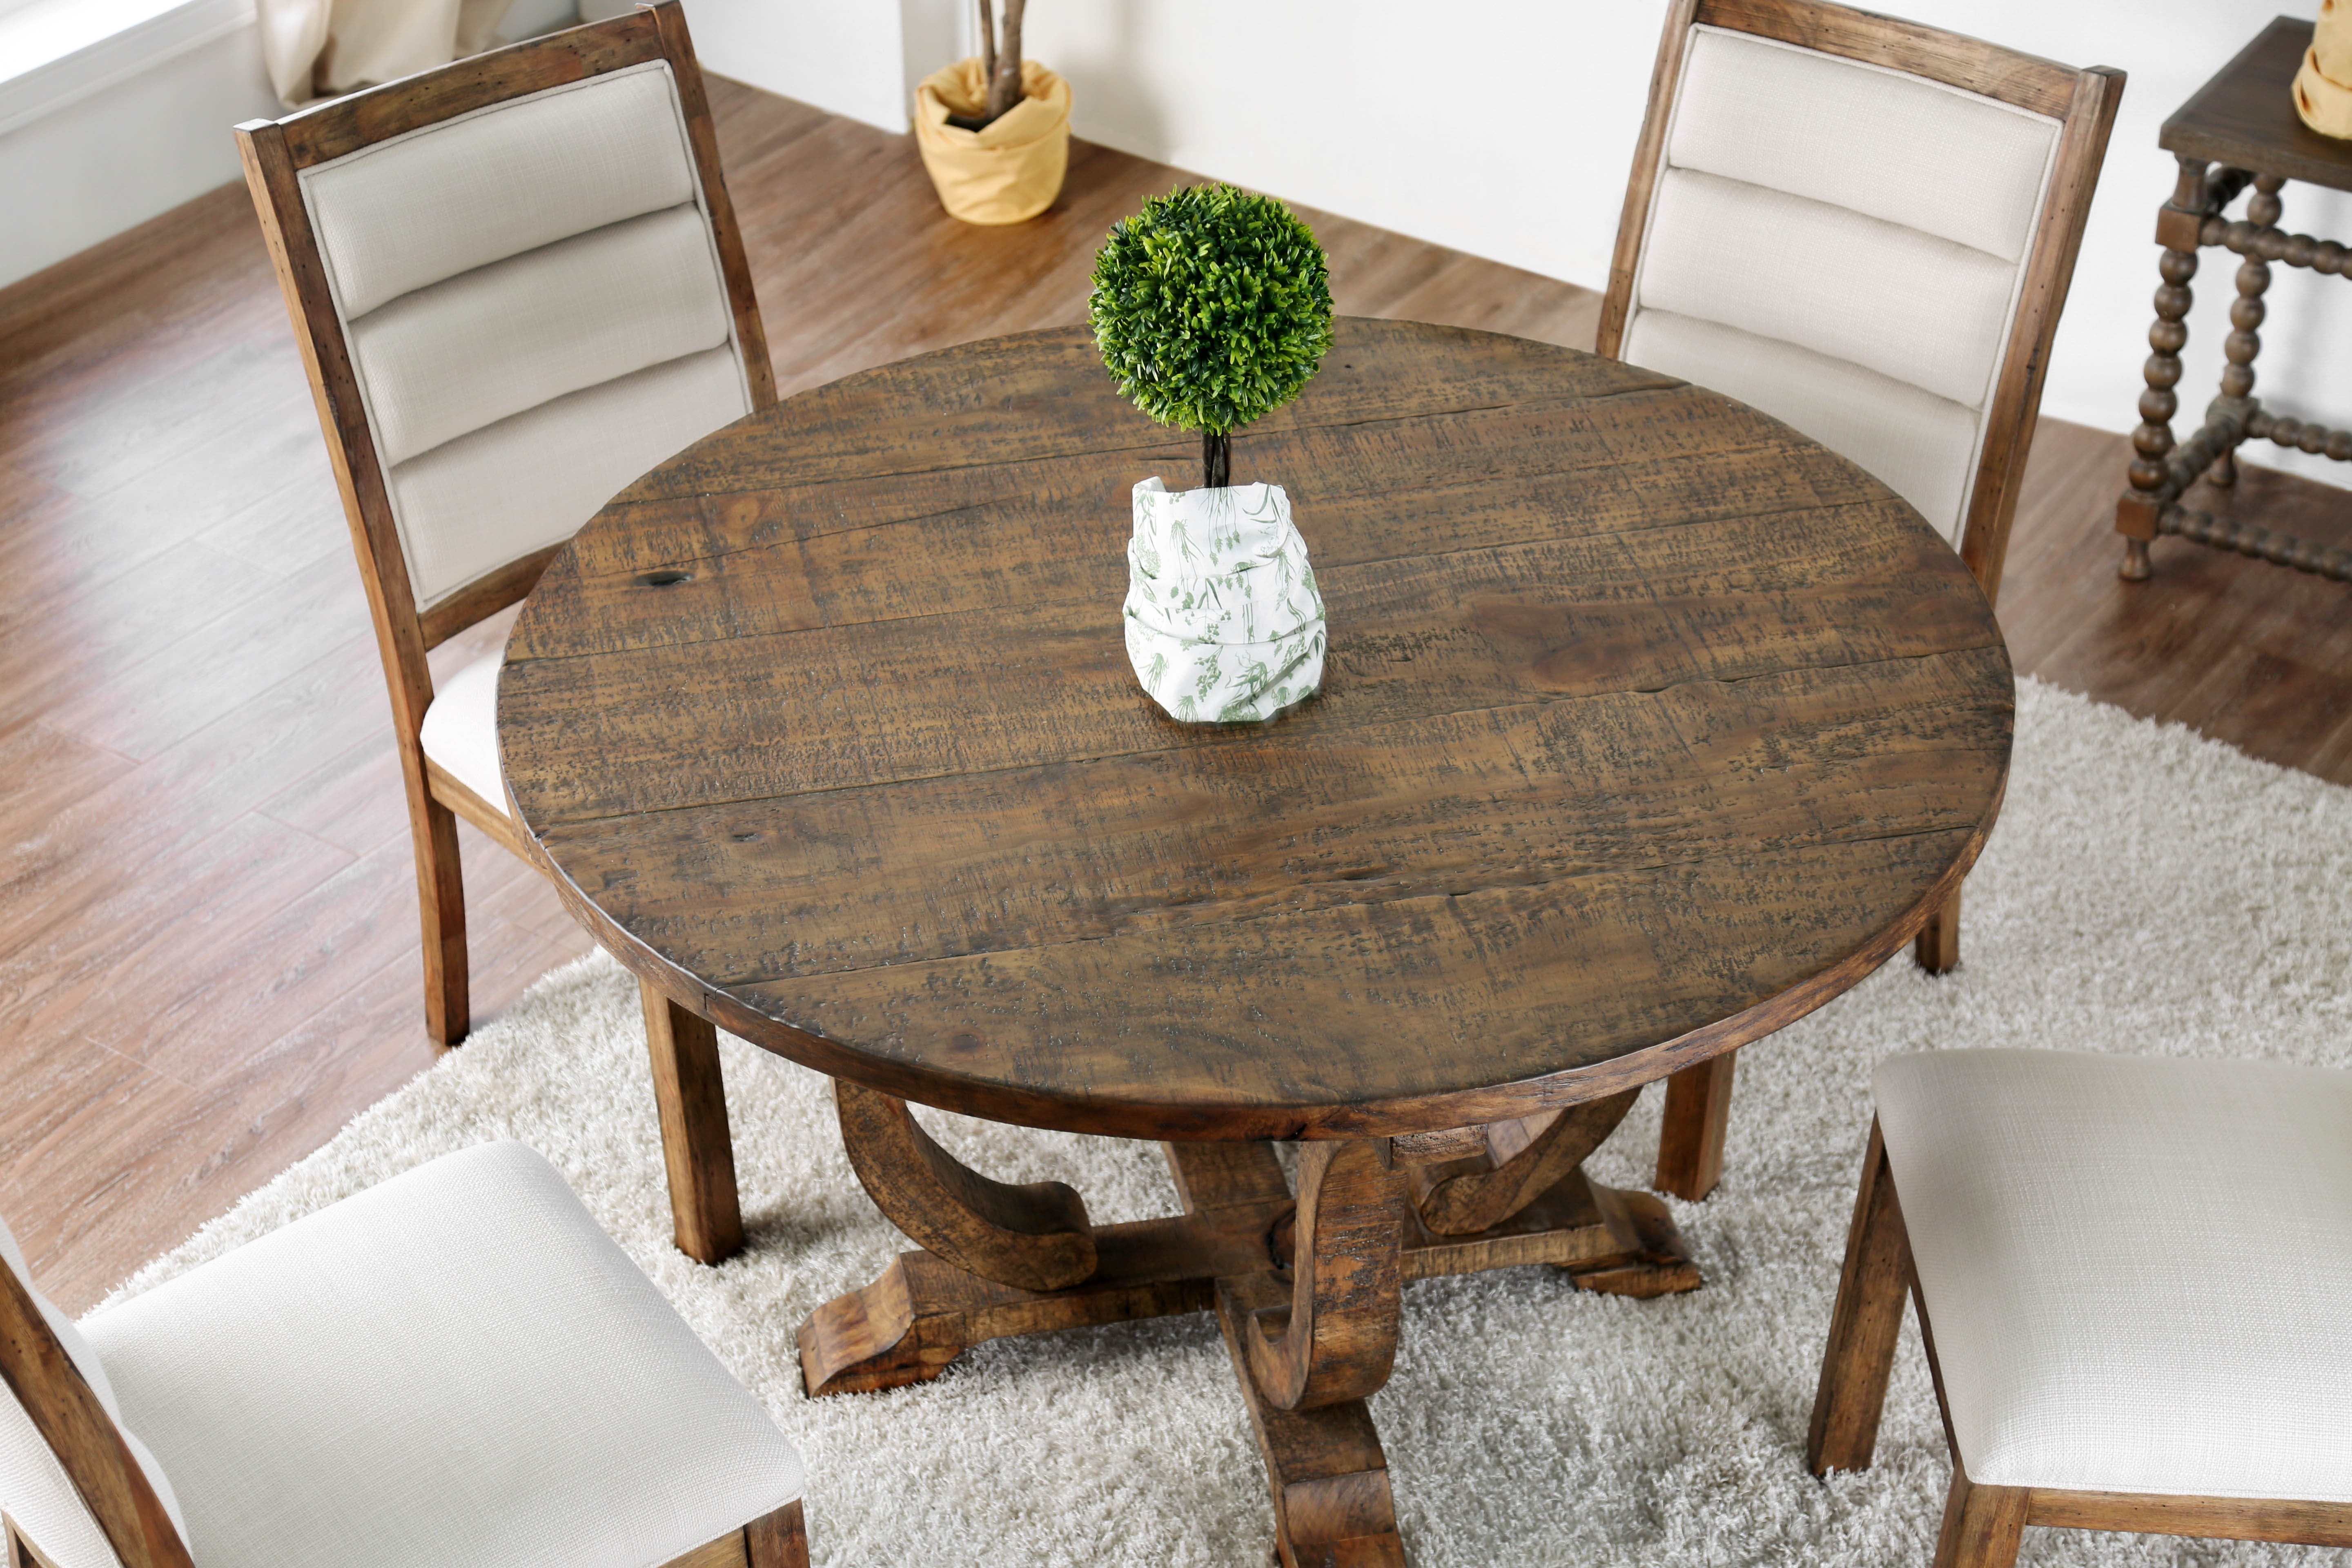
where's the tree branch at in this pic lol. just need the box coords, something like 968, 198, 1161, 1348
987, 0, 1026, 120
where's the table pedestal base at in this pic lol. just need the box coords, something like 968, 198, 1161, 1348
798, 1140, 1697, 1565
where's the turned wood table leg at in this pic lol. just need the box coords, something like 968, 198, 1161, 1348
1244, 1140, 1411, 1412
832, 1079, 1096, 1291
2222, 176, 2283, 412
641, 978, 743, 1264
2118, 154, 2208, 583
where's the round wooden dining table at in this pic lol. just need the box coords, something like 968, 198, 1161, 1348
499, 317, 2012, 1567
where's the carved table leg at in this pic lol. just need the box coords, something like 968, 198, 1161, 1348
1421, 1089, 1641, 1231
832, 1079, 1096, 1291
1217, 1273, 1407, 1568
1244, 1140, 1411, 1412
799, 1198, 1289, 1398
799, 1116, 1702, 1564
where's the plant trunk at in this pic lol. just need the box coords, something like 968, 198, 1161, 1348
976, 0, 996, 104
1202, 430, 1230, 490
987, 0, 1026, 120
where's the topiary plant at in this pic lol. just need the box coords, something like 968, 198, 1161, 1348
1089, 183, 1335, 490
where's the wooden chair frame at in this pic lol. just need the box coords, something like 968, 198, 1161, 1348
1807, 1118, 2352, 1566
0, 1228, 806, 1568
233, 2, 776, 1050
1599, 0, 2123, 1199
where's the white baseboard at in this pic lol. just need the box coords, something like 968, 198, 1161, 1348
0, 0, 256, 137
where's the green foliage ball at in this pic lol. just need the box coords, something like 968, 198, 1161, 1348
1089, 184, 1335, 436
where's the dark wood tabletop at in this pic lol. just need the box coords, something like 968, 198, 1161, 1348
2164, 17, 2352, 194
499, 317, 2013, 1142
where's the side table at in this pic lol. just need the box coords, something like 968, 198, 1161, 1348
2118, 17, 2352, 583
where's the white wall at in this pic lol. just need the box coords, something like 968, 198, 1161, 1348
0, 11, 276, 289
1013, 0, 2352, 488
11, 0, 2345, 495
684, 0, 914, 133
0, 0, 577, 293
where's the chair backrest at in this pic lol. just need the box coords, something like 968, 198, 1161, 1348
1599, 0, 2121, 604
234, 1, 773, 755
0, 1220, 190, 1568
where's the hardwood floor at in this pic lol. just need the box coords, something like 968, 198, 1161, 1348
2, 76, 2346, 1312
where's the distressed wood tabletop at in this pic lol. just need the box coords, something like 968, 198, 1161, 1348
501, 317, 2012, 1141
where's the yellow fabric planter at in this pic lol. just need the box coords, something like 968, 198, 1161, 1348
914, 58, 1071, 225
2295, 0, 2352, 139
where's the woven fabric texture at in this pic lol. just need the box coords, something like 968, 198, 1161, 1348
384, 344, 745, 612
349, 202, 734, 468
1669, 26, 2057, 262
1877, 1049, 2352, 1500
1639, 169, 2018, 409
82, 1141, 802, 1568
1622, 24, 2062, 546
1621, 308, 1978, 540
418, 648, 507, 813
297, 60, 753, 612
301, 62, 698, 318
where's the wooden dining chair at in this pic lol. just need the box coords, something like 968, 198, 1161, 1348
1807, 1049, 2352, 1566
234, 2, 774, 1051
1599, 0, 2123, 1200
0, 1141, 808, 1568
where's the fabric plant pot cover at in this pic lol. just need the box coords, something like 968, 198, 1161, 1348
1124, 478, 1325, 724
2296, 0, 2352, 138
914, 59, 1072, 224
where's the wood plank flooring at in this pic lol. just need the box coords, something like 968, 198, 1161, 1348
2, 76, 2347, 1312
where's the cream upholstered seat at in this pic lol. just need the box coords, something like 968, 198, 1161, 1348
1, 1142, 806, 1568
419, 649, 508, 815
1, 1225, 189, 1562
1601, 0, 2123, 1203
238, 4, 773, 1046
1878, 1049, 2352, 1501
1808, 1050, 2352, 1565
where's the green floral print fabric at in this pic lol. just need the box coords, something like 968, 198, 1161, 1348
1124, 477, 1326, 724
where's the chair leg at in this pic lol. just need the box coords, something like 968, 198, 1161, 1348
410, 796, 470, 1047
1808, 1118, 1912, 1474
745, 1500, 807, 1568
1913, 883, 1962, 974
642, 978, 745, 1264
1931, 1466, 2027, 1568
1654, 1049, 1734, 1200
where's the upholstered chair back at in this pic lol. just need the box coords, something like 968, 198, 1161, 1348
0, 1217, 191, 1568
1600, 0, 2121, 600
237, 2, 771, 671
235, 6, 774, 1046
298, 62, 753, 619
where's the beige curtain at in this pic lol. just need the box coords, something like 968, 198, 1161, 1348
259, 0, 517, 108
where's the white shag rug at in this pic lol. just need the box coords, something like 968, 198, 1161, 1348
109, 678, 2352, 1568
